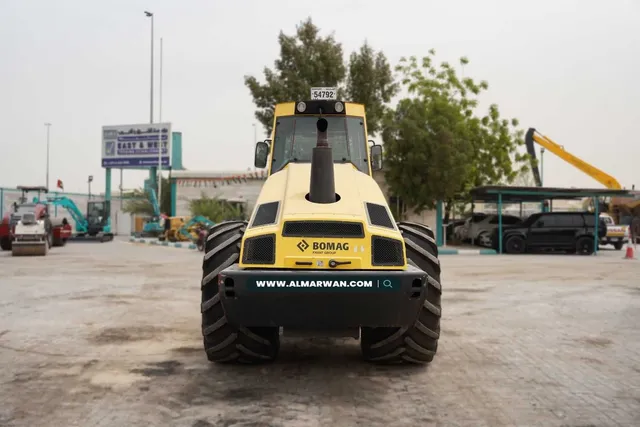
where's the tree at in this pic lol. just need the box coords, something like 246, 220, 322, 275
121, 176, 171, 216
511, 167, 537, 187
244, 17, 396, 136
244, 17, 345, 136
383, 50, 530, 220
345, 42, 399, 135
189, 193, 244, 222
382, 96, 475, 215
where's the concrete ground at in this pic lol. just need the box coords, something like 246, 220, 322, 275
0, 238, 639, 427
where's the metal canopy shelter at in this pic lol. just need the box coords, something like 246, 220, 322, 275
469, 185, 632, 254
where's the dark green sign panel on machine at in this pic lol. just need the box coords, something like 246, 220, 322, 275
247, 276, 403, 292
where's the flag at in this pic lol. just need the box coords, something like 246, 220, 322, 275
57, 179, 64, 190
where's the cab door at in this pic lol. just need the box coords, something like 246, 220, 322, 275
527, 215, 555, 248
552, 214, 583, 248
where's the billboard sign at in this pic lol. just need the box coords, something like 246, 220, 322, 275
102, 123, 172, 168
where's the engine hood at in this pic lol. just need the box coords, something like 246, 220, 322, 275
256, 163, 389, 222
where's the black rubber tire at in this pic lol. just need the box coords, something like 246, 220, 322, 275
200, 220, 280, 364
505, 235, 526, 254
614, 241, 624, 250
0, 237, 10, 251
576, 236, 595, 255
360, 221, 442, 365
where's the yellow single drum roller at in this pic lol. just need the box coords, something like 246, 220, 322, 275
199, 89, 443, 366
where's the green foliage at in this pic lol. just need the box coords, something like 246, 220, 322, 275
383, 50, 530, 213
189, 193, 245, 222
510, 167, 537, 187
345, 41, 399, 135
122, 176, 171, 216
383, 97, 475, 213
244, 17, 396, 136
121, 195, 154, 216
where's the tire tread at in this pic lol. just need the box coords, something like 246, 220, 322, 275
201, 220, 279, 364
360, 221, 442, 365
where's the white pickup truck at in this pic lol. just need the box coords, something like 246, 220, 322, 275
600, 213, 629, 250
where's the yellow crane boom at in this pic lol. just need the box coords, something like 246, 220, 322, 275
525, 128, 622, 190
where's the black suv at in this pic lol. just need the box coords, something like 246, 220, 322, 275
491, 212, 607, 255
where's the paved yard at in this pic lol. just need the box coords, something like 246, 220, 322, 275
0, 239, 639, 427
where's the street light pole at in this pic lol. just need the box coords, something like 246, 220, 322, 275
145, 11, 161, 212
252, 123, 257, 170
540, 147, 546, 212
540, 147, 545, 186
144, 11, 154, 124
157, 36, 164, 209
45, 123, 51, 190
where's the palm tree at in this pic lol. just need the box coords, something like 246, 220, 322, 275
189, 192, 245, 222
122, 176, 172, 216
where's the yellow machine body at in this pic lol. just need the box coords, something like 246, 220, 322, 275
238, 101, 408, 271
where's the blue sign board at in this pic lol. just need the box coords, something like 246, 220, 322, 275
101, 123, 172, 168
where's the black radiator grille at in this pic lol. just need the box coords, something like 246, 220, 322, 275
242, 234, 276, 265
251, 201, 280, 227
282, 221, 365, 238
371, 236, 405, 266
366, 203, 395, 229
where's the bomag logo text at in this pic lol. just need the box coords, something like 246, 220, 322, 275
313, 242, 349, 251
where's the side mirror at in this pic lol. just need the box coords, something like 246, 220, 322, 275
254, 141, 270, 169
370, 144, 383, 171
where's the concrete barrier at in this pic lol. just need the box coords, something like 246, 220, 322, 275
439, 248, 497, 255
129, 237, 197, 250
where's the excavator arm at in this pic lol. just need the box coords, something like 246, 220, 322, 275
525, 128, 622, 190
147, 187, 161, 217
44, 196, 89, 233
177, 215, 215, 240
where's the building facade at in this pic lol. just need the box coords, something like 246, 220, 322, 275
170, 170, 268, 217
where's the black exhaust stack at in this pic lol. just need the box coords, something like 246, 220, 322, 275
308, 118, 336, 204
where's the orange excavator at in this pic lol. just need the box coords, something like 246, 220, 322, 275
525, 128, 640, 242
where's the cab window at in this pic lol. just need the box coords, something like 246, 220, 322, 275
271, 116, 369, 174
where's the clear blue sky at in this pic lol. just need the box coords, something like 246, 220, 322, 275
1, 0, 638, 193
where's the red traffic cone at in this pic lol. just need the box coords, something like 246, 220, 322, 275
623, 227, 635, 259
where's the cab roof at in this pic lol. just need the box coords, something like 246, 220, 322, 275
17, 186, 49, 192
273, 100, 366, 118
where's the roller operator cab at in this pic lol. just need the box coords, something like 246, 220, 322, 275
200, 89, 442, 365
